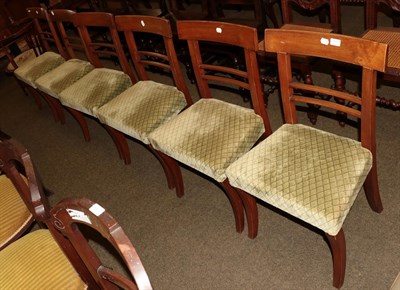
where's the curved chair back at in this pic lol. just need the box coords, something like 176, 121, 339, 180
0, 131, 50, 249
49, 197, 153, 290
281, 0, 342, 33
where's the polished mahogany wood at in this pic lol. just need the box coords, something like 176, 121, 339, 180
49, 197, 153, 289
259, 29, 385, 288
0, 130, 50, 249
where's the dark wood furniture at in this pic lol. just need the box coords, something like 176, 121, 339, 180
0, 131, 49, 250
95, 15, 192, 170
0, 131, 152, 289
209, 0, 267, 34
362, 0, 400, 111
148, 20, 272, 234
57, 11, 135, 142
226, 29, 386, 288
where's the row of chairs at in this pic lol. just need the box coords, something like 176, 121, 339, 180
0, 131, 152, 289
4, 7, 387, 288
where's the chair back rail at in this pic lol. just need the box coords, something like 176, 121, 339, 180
26, 7, 67, 58
48, 9, 84, 60
115, 15, 192, 104
366, 0, 400, 29
0, 131, 50, 223
281, 0, 342, 33
71, 12, 136, 81
177, 20, 271, 134
264, 28, 387, 150
49, 197, 153, 290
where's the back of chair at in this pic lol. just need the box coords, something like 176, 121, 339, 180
281, 0, 342, 33
264, 29, 387, 152
169, 0, 210, 20
365, 0, 400, 29
177, 20, 271, 134
49, 197, 153, 290
26, 7, 67, 58
115, 15, 192, 105
71, 12, 136, 81
48, 9, 85, 60
0, 131, 50, 224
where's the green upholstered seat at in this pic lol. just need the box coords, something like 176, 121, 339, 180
96, 80, 187, 144
0, 175, 32, 249
13, 52, 65, 88
148, 98, 265, 182
58, 68, 132, 117
6, 49, 37, 73
34, 59, 94, 98
226, 123, 372, 236
0, 229, 87, 289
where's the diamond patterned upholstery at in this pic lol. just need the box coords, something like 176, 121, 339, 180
226, 124, 373, 236
0, 229, 87, 289
96, 80, 187, 144
58, 68, 132, 117
35, 59, 94, 98
0, 175, 32, 249
149, 98, 265, 182
13, 52, 65, 88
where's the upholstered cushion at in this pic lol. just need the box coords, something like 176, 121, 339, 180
59, 68, 132, 117
35, 59, 94, 98
0, 229, 87, 289
0, 175, 32, 249
226, 123, 372, 236
149, 98, 265, 182
96, 80, 187, 144
6, 49, 37, 73
14, 52, 65, 88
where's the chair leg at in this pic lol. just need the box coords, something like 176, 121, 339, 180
103, 125, 131, 164
147, 145, 176, 191
41, 92, 66, 124
326, 229, 346, 289
27, 86, 59, 122
363, 164, 383, 213
65, 107, 90, 142
221, 180, 245, 234
237, 188, 258, 239
153, 150, 184, 197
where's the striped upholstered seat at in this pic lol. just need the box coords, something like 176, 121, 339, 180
0, 175, 32, 249
0, 229, 87, 289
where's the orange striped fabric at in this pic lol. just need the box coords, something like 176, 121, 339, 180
0, 229, 87, 289
0, 175, 32, 248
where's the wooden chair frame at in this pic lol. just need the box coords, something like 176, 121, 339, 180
0, 130, 50, 249
101, 15, 193, 169
153, 20, 272, 234
236, 29, 386, 288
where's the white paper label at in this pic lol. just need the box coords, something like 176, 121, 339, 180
89, 203, 105, 216
216, 27, 222, 33
330, 38, 341, 47
320, 38, 329, 45
141, 20, 145, 27
67, 209, 91, 224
